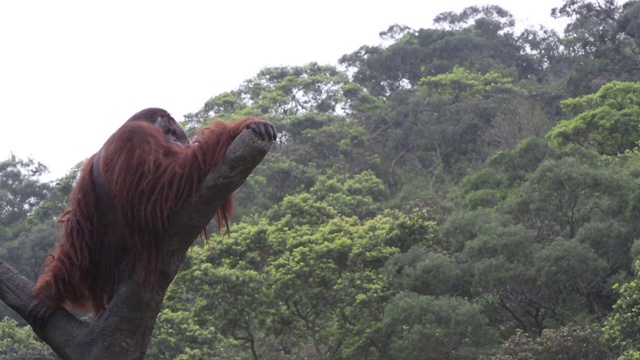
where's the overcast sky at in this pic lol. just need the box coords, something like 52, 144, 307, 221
0, 0, 568, 180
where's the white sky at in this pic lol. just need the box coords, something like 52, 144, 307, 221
0, 0, 567, 180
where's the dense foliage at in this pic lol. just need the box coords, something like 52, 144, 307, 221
3, 1, 640, 359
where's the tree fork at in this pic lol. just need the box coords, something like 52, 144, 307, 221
0, 128, 273, 359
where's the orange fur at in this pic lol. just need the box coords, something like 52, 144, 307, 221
29, 108, 274, 320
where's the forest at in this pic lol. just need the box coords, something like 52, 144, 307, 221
2, 0, 640, 358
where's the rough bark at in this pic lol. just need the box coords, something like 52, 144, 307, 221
0, 128, 273, 359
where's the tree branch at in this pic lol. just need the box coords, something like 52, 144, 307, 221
0, 128, 273, 359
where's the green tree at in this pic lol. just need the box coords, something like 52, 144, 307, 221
382, 292, 499, 359
604, 262, 640, 357
548, 81, 640, 155
340, 6, 538, 97
0, 317, 55, 359
552, 0, 640, 95
149, 171, 439, 359
526, 154, 616, 238
368, 67, 550, 201
183, 64, 384, 222
149, 245, 272, 359
184, 63, 349, 129
441, 138, 635, 338
0, 156, 50, 229
492, 324, 613, 359
0, 156, 55, 321
382, 247, 466, 297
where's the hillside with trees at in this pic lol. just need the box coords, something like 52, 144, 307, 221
2, 1, 640, 359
